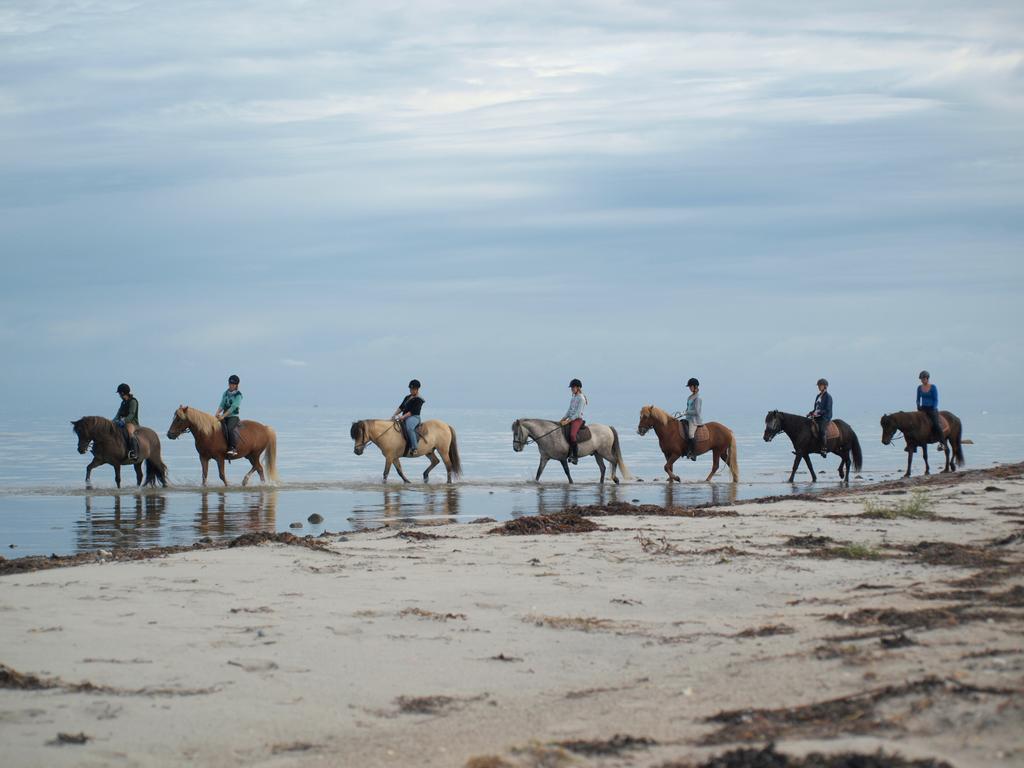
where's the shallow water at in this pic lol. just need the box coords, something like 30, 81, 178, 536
1, 407, 1018, 558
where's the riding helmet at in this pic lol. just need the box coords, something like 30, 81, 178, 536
228, 374, 240, 385
569, 378, 582, 389
817, 378, 828, 387
686, 378, 699, 388
409, 379, 421, 389
919, 370, 930, 380
116, 383, 131, 395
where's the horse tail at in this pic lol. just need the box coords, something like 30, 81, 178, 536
952, 417, 966, 468
448, 426, 463, 478
264, 427, 279, 482
145, 458, 169, 487
610, 426, 633, 480
727, 429, 740, 482
850, 428, 863, 472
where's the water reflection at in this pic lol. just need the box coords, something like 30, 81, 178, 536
348, 486, 462, 528
196, 490, 278, 538
660, 481, 739, 508
78, 493, 167, 551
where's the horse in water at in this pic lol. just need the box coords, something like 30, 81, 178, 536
881, 410, 964, 477
350, 418, 462, 484
166, 406, 278, 486
511, 419, 632, 484
763, 410, 863, 483
637, 405, 739, 482
71, 417, 168, 488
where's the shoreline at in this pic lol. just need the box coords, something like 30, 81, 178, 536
1, 463, 1021, 767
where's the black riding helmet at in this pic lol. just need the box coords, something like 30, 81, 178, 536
817, 378, 829, 387
409, 379, 421, 389
569, 378, 582, 388
228, 374, 240, 385
686, 378, 699, 388
116, 383, 131, 395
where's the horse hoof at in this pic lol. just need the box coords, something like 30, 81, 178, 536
612, 478, 620, 485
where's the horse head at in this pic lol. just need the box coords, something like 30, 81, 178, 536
637, 405, 656, 436
880, 413, 897, 445
167, 406, 191, 439
763, 410, 782, 442
350, 421, 366, 455
511, 420, 526, 452
71, 419, 91, 454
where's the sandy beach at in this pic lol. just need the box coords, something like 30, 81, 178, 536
1, 466, 1022, 768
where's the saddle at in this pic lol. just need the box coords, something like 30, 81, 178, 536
563, 422, 591, 444
810, 420, 841, 442
679, 423, 710, 451
929, 414, 951, 438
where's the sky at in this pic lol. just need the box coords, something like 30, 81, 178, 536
1, 1, 1022, 422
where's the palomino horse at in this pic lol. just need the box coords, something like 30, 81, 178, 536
350, 419, 462, 484
166, 406, 278, 486
71, 416, 169, 489
512, 418, 632, 484
763, 410, 863, 483
881, 410, 964, 477
637, 405, 739, 482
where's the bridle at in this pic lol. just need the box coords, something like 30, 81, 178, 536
763, 412, 783, 442
354, 420, 401, 452
513, 421, 562, 450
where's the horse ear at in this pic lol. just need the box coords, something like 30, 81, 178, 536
182, 405, 188, 412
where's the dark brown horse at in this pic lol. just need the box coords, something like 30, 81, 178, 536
763, 410, 863, 483
880, 410, 964, 477
166, 405, 278, 486
637, 405, 739, 482
71, 416, 168, 489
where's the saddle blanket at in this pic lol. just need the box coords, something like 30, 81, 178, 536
678, 423, 710, 449
563, 423, 592, 443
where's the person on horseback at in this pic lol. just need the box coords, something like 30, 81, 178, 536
113, 383, 140, 461
560, 378, 587, 465
215, 374, 243, 457
394, 379, 424, 457
916, 370, 942, 442
807, 378, 832, 457
679, 378, 702, 461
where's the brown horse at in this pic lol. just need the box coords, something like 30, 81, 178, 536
881, 410, 964, 477
71, 416, 169, 489
350, 418, 462, 484
637, 405, 739, 482
166, 405, 278, 486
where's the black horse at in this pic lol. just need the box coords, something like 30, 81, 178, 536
880, 410, 964, 477
763, 410, 863, 483
71, 416, 169, 488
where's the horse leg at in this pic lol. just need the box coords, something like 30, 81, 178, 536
242, 458, 261, 486
85, 457, 102, 488
393, 458, 411, 484
134, 462, 143, 487
803, 454, 817, 482
114, 463, 122, 489
704, 450, 719, 482
424, 451, 440, 484
216, 457, 228, 486
535, 456, 549, 482
383, 458, 393, 483
664, 453, 681, 482
560, 459, 573, 484
595, 454, 606, 484
940, 440, 951, 473
921, 444, 930, 475
905, 445, 914, 478
201, 456, 211, 486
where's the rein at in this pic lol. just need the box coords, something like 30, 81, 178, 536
357, 420, 401, 450
515, 423, 563, 450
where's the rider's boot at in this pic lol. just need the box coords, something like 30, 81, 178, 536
128, 436, 139, 461
569, 443, 578, 465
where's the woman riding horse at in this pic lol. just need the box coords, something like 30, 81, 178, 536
559, 379, 587, 465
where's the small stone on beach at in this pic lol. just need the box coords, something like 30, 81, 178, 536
289, 522, 303, 529
308, 514, 324, 524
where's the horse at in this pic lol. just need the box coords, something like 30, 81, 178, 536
880, 410, 964, 477
350, 418, 462, 484
166, 405, 278, 486
71, 416, 168, 489
763, 410, 863, 483
511, 418, 632, 484
636, 405, 739, 482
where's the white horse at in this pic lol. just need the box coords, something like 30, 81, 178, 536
512, 418, 632, 484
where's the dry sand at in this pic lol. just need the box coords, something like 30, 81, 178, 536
1, 466, 1022, 767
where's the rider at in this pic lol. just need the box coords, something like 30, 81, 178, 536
215, 374, 243, 457
679, 378, 702, 461
394, 380, 424, 457
807, 378, 832, 457
560, 378, 587, 465
113, 383, 140, 461
916, 370, 942, 442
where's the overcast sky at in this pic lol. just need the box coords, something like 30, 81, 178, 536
1, 1, 1021, 421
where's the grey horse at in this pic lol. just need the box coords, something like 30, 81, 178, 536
512, 418, 632, 484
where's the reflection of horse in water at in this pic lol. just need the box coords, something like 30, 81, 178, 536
79, 493, 167, 551
166, 406, 278, 486
71, 417, 168, 489
196, 490, 278, 538
350, 487, 462, 528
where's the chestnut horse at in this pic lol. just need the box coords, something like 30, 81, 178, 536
350, 418, 462, 484
71, 416, 169, 489
166, 405, 278, 486
637, 405, 739, 482
880, 410, 964, 477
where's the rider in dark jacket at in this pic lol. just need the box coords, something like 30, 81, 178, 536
807, 378, 832, 457
114, 383, 140, 461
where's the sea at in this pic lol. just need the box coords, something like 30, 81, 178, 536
1, 407, 1019, 558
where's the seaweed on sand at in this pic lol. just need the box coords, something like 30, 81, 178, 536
489, 513, 599, 535
661, 743, 953, 767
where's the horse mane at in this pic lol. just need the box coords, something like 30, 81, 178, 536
74, 416, 118, 437
350, 421, 363, 440
644, 405, 672, 424
179, 406, 220, 437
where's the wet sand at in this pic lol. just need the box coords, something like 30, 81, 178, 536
1, 465, 1022, 767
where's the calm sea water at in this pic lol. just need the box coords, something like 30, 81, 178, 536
1, 407, 1018, 558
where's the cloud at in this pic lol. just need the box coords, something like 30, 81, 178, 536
280, 358, 307, 367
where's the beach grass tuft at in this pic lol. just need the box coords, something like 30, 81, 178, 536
862, 491, 933, 520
